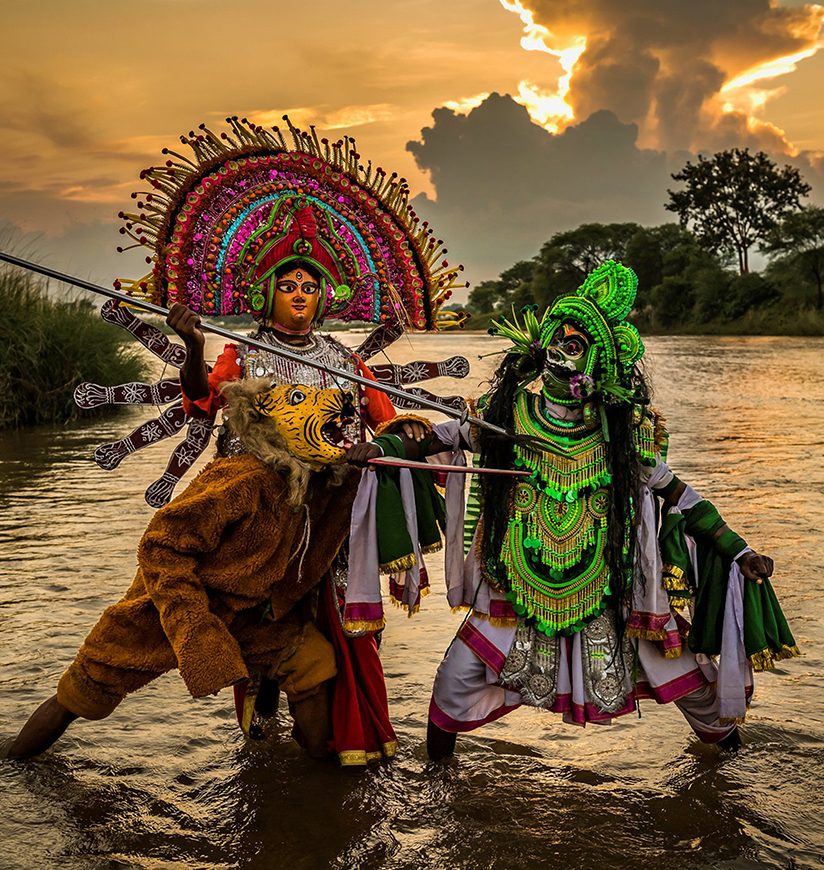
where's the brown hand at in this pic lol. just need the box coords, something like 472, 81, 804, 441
400, 421, 428, 443
166, 302, 205, 350
380, 420, 429, 442
737, 551, 775, 585
346, 443, 383, 468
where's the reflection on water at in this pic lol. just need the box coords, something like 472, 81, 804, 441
1, 334, 822, 869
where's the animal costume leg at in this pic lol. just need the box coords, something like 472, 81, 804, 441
57, 583, 177, 721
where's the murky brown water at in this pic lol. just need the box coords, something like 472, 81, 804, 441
1, 333, 822, 869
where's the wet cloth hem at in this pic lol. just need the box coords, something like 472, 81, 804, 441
428, 695, 521, 733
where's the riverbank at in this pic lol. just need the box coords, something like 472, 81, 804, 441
0, 268, 148, 429
459, 307, 824, 336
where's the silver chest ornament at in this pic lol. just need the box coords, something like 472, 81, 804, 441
239, 329, 364, 441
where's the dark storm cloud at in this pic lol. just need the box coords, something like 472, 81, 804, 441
520, 0, 823, 152
407, 92, 824, 286
407, 94, 673, 283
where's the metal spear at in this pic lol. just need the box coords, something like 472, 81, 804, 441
0, 251, 509, 437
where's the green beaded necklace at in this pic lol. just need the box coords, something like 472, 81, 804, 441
497, 390, 613, 636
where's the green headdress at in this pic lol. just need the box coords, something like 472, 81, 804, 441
540, 260, 645, 393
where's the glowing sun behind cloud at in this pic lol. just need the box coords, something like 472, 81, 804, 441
499, 0, 587, 133
498, 0, 824, 154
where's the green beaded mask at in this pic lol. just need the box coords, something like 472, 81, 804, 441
539, 260, 644, 403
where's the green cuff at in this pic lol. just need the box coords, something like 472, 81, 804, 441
716, 528, 748, 561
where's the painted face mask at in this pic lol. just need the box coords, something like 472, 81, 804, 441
253, 384, 357, 464
541, 323, 597, 402
489, 261, 645, 407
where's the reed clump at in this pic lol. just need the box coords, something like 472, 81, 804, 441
0, 267, 148, 429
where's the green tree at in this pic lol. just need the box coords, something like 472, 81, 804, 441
531, 222, 640, 305
625, 224, 700, 309
467, 260, 534, 314
761, 206, 824, 309
665, 148, 810, 275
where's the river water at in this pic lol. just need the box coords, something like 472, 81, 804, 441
0, 333, 822, 869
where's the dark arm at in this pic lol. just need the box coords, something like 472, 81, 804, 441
656, 473, 774, 584
166, 302, 210, 401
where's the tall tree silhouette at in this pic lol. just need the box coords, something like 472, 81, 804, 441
666, 149, 810, 275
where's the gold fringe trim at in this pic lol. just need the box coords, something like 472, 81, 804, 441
663, 647, 683, 659
343, 618, 385, 633
662, 564, 689, 591
750, 644, 801, 672
373, 414, 434, 439
450, 605, 470, 614
422, 541, 443, 555
469, 610, 519, 628
388, 585, 430, 618
380, 553, 416, 574
719, 716, 746, 726
668, 595, 692, 610
626, 626, 668, 641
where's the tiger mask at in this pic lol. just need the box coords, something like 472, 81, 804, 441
253, 383, 357, 465
219, 378, 358, 505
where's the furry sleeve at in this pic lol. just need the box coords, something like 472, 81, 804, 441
137, 458, 263, 697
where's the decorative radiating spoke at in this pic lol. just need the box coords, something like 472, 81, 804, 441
354, 320, 404, 362
390, 386, 466, 413
74, 378, 182, 409
93, 403, 187, 471
145, 417, 214, 507
100, 299, 187, 367
368, 355, 470, 385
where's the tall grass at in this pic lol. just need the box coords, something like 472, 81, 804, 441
0, 267, 148, 429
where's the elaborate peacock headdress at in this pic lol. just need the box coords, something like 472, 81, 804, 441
115, 116, 466, 330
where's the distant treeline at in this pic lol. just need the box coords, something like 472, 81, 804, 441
464, 219, 824, 335
0, 268, 147, 429
464, 150, 824, 335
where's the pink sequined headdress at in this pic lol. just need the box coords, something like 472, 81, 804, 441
116, 116, 465, 329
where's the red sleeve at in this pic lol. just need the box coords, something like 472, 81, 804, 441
181, 345, 242, 418
353, 354, 396, 429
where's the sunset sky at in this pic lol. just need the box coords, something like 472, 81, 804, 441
2, 0, 823, 293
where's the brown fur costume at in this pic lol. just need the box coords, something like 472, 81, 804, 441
57, 381, 359, 720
